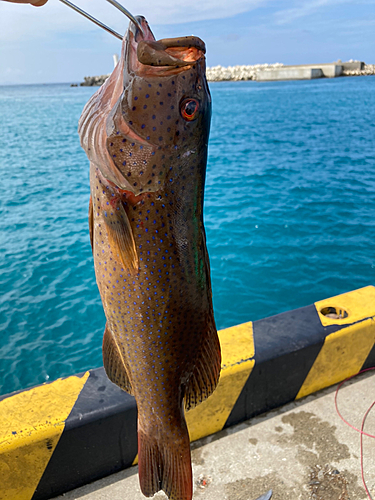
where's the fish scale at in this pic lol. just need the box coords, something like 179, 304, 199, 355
80, 15, 220, 500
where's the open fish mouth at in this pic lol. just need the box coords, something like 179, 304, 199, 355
127, 16, 206, 76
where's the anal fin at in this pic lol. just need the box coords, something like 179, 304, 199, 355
185, 317, 221, 411
102, 324, 133, 395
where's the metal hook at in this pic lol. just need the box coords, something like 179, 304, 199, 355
58, 0, 144, 40
59, 0, 123, 40
106, 0, 144, 35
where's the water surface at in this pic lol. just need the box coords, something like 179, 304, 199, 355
0, 77, 374, 395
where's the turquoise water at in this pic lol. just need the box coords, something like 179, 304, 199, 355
0, 77, 374, 396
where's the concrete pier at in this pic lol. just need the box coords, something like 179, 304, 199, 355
257, 67, 324, 81
2, 286, 374, 500
342, 61, 365, 71
52, 370, 375, 500
257, 63, 344, 81
205, 60, 372, 82
286, 63, 343, 78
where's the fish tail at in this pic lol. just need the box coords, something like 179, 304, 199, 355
138, 422, 192, 500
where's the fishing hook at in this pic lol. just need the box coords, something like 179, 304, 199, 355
105, 0, 144, 35
58, 0, 143, 40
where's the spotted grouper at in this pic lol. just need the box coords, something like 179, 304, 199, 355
78, 16, 221, 500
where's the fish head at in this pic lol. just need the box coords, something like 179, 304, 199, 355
119, 16, 211, 147
79, 16, 211, 196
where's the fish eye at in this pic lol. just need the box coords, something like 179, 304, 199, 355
180, 98, 199, 121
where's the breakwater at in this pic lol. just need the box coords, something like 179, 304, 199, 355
79, 60, 375, 86
79, 74, 110, 86
207, 61, 375, 81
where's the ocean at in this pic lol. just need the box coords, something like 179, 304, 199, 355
0, 76, 374, 396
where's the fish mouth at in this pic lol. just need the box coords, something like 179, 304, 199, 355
126, 16, 206, 76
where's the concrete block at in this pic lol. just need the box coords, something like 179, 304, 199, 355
278, 63, 343, 79
257, 67, 323, 81
342, 61, 365, 71
321, 64, 343, 77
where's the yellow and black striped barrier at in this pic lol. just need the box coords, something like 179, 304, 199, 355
1, 286, 375, 500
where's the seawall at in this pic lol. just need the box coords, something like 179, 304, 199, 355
206, 61, 374, 82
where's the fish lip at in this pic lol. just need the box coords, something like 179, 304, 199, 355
126, 16, 155, 73
125, 17, 205, 74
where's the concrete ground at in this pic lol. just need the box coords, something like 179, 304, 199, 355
54, 370, 375, 500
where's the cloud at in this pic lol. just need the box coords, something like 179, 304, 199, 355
0, 0, 267, 43
274, 0, 375, 25
4, 66, 22, 76
274, 0, 332, 25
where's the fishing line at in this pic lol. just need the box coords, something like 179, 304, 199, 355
334, 367, 375, 499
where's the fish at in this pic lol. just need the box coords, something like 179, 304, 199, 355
78, 16, 221, 500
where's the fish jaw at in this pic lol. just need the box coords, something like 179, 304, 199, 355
124, 15, 206, 80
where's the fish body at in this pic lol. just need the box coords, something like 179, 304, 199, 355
79, 17, 220, 500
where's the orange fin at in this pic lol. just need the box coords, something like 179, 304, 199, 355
103, 200, 139, 273
88, 196, 93, 251
102, 324, 133, 395
185, 316, 221, 411
138, 426, 192, 500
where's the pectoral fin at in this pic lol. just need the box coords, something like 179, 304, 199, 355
103, 200, 139, 273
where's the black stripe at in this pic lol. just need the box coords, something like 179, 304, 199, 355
32, 368, 138, 500
361, 343, 375, 371
225, 304, 347, 427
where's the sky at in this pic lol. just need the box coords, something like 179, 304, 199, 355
0, 0, 374, 85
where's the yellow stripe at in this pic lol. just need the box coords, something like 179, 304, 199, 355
0, 372, 90, 500
132, 322, 255, 465
186, 321, 255, 441
315, 285, 375, 327
297, 287, 375, 400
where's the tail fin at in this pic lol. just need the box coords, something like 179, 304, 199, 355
138, 425, 192, 500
